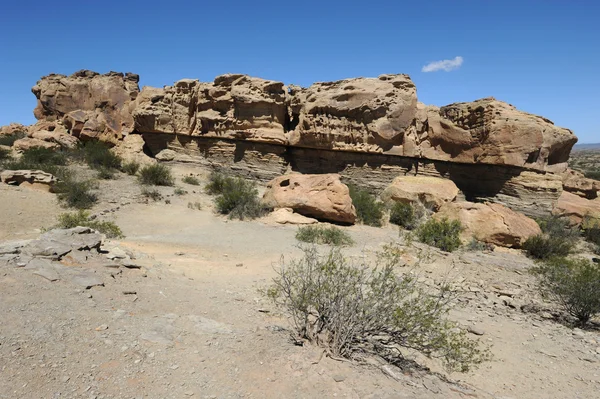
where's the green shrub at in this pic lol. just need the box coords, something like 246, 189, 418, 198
22, 146, 67, 166
416, 218, 462, 252
0, 147, 11, 162
466, 238, 494, 252
187, 201, 202, 210
389, 202, 424, 230
205, 171, 228, 195
56, 210, 124, 238
76, 141, 121, 170
54, 179, 98, 209
348, 184, 384, 227
174, 187, 187, 196
584, 169, 600, 180
0, 131, 26, 146
141, 187, 163, 201
267, 246, 489, 372
582, 217, 600, 247
138, 164, 174, 186
532, 257, 600, 326
121, 161, 140, 175
208, 174, 267, 220
523, 216, 579, 260
182, 175, 200, 186
96, 167, 116, 180
295, 225, 354, 246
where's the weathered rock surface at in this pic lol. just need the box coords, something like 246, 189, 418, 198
268, 208, 318, 225
561, 168, 599, 199
262, 174, 356, 224
32, 70, 139, 143
131, 74, 575, 173
0, 169, 57, 192
435, 202, 541, 248
381, 175, 459, 210
0, 123, 28, 136
553, 191, 600, 224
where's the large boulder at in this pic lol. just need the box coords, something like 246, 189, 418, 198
381, 175, 459, 210
0, 169, 57, 192
262, 174, 356, 224
553, 191, 600, 224
32, 70, 139, 143
423, 98, 576, 172
434, 201, 541, 248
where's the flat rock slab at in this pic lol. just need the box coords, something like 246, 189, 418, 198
33, 266, 60, 282
69, 271, 104, 289
188, 315, 233, 334
0, 240, 32, 255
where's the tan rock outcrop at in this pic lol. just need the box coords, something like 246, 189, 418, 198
131, 74, 576, 173
32, 70, 139, 143
434, 202, 541, 248
13, 137, 60, 151
553, 191, 600, 224
262, 174, 356, 224
0, 169, 57, 192
0, 123, 28, 137
381, 176, 459, 210
561, 168, 599, 199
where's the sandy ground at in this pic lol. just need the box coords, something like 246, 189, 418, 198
1, 164, 600, 399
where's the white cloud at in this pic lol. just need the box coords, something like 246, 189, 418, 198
421, 56, 464, 73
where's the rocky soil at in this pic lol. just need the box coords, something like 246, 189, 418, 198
1, 163, 600, 399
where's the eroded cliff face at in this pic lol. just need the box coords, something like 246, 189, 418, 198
32, 70, 140, 144
130, 73, 576, 173
28, 70, 582, 217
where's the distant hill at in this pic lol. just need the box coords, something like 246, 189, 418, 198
573, 143, 600, 151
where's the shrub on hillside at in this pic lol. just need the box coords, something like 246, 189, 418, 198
0, 147, 11, 162
205, 171, 228, 195
348, 184, 384, 227
57, 210, 124, 238
532, 257, 600, 326
182, 175, 200, 185
138, 164, 174, 186
141, 187, 163, 201
295, 225, 353, 246
121, 161, 140, 176
54, 178, 98, 209
523, 216, 578, 260
582, 217, 600, 247
0, 131, 26, 147
389, 202, 424, 230
266, 245, 489, 372
416, 218, 462, 252
206, 173, 267, 220
2, 147, 68, 176
76, 141, 122, 170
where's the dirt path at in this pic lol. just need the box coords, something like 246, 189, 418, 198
1, 165, 599, 398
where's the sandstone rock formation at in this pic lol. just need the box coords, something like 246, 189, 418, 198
32, 70, 139, 143
561, 169, 599, 199
262, 174, 356, 224
381, 176, 459, 210
27, 70, 580, 219
0, 170, 57, 192
0, 123, 28, 136
130, 74, 575, 173
434, 202, 541, 248
553, 191, 600, 224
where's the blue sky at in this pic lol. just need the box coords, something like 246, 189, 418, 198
1, 1, 598, 142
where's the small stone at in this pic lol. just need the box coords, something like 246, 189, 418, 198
467, 326, 485, 336
95, 324, 109, 331
236, 263, 243, 267
122, 290, 137, 295
332, 374, 346, 382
